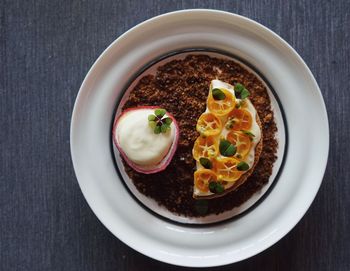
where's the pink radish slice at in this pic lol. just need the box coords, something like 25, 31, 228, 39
112, 106, 179, 174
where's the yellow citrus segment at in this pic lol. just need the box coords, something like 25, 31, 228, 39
227, 109, 252, 131
207, 88, 235, 116
192, 80, 259, 195
196, 113, 222, 136
214, 157, 243, 182
226, 131, 252, 158
193, 136, 219, 161
194, 169, 217, 192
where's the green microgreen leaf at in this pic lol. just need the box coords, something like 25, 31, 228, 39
164, 117, 172, 125
209, 182, 217, 193
219, 139, 230, 154
212, 88, 226, 100
215, 183, 224, 193
234, 83, 250, 99
224, 144, 237, 156
237, 161, 249, 171
148, 114, 156, 121
240, 88, 250, 99
155, 108, 166, 118
154, 126, 161, 134
208, 181, 224, 194
241, 130, 255, 137
199, 157, 212, 169
161, 124, 168, 133
219, 139, 237, 156
219, 139, 231, 153
148, 120, 156, 129
148, 109, 173, 134
234, 83, 245, 93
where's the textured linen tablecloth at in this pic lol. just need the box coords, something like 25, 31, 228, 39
1, 1, 349, 270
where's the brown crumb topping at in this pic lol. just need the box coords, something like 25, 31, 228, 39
121, 54, 278, 217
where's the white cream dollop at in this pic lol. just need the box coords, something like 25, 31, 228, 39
115, 109, 175, 166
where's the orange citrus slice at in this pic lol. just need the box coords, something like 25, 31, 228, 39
196, 113, 222, 136
207, 88, 235, 116
213, 157, 243, 182
193, 136, 219, 161
226, 131, 252, 158
226, 109, 252, 131
194, 169, 217, 192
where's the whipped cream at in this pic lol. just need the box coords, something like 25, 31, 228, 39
115, 109, 175, 166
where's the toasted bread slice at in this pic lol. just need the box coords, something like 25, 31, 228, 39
193, 114, 263, 199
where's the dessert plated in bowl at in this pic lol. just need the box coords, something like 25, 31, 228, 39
113, 106, 179, 174
70, 10, 328, 267
112, 50, 286, 224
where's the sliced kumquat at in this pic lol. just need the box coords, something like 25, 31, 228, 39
207, 88, 235, 116
213, 157, 243, 182
194, 169, 218, 192
226, 109, 252, 131
196, 113, 222, 136
226, 131, 252, 158
192, 136, 219, 161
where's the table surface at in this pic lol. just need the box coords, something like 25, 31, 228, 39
1, 0, 349, 270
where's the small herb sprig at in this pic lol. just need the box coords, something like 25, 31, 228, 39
212, 88, 226, 100
199, 157, 212, 169
148, 108, 172, 134
234, 83, 250, 99
209, 181, 225, 194
237, 161, 249, 171
219, 139, 237, 157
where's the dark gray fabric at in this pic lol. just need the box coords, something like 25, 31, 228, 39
1, 0, 349, 270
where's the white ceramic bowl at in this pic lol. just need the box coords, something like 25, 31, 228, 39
70, 9, 329, 267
